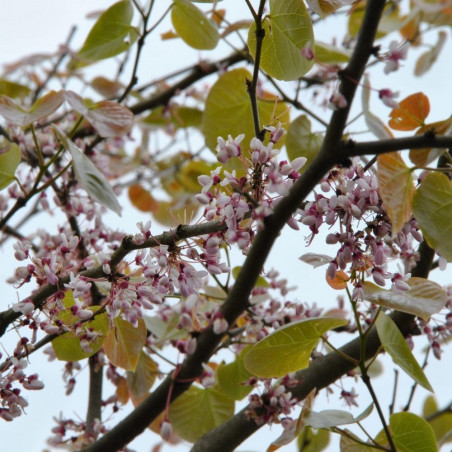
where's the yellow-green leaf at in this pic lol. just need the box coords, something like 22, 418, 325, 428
52, 291, 109, 362
413, 172, 452, 261
363, 278, 446, 321
423, 395, 452, 445
314, 41, 351, 63
142, 105, 203, 130
216, 346, 254, 400
377, 152, 415, 236
339, 429, 376, 451
247, 0, 314, 81
0, 143, 21, 190
243, 317, 347, 378
203, 68, 289, 160
285, 115, 322, 169
171, 0, 219, 50
127, 351, 158, 400
0, 80, 31, 98
375, 311, 433, 392
389, 412, 438, 452
169, 386, 234, 442
103, 316, 147, 371
70, 0, 137, 68
298, 427, 330, 452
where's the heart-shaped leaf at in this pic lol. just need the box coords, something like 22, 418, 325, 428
69, 0, 138, 68
248, 0, 314, 81
363, 277, 446, 320
203, 68, 289, 161
103, 316, 147, 371
65, 91, 134, 137
243, 317, 347, 378
0, 90, 64, 126
285, 115, 323, 168
377, 152, 415, 236
0, 143, 21, 190
169, 386, 234, 442
388, 92, 430, 131
413, 172, 452, 261
172, 0, 219, 50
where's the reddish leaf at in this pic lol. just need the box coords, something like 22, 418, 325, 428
388, 92, 430, 131
409, 118, 452, 166
326, 270, 349, 290
128, 184, 159, 212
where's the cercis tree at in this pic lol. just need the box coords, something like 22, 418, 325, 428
0, 0, 452, 451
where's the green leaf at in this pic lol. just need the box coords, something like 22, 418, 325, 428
247, 0, 314, 81
52, 291, 109, 361
103, 316, 147, 371
0, 143, 21, 190
243, 317, 348, 378
142, 105, 203, 130
339, 429, 375, 451
53, 127, 122, 215
216, 346, 254, 400
375, 311, 433, 392
423, 395, 452, 445
298, 427, 330, 452
413, 172, 452, 261
172, 0, 219, 50
203, 68, 289, 161
70, 0, 137, 68
285, 115, 322, 168
389, 412, 438, 452
314, 41, 351, 63
0, 90, 64, 126
362, 278, 446, 321
0, 80, 31, 98
169, 386, 234, 442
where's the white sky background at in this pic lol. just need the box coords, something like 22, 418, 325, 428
0, 1, 451, 452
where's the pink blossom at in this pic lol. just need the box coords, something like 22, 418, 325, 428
379, 89, 400, 108
384, 41, 408, 74
216, 134, 245, 163
328, 92, 347, 110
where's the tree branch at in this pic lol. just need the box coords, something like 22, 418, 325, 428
191, 239, 435, 452
0, 220, 227, 337
81, 0, 389, 451
343, 134, 452, 158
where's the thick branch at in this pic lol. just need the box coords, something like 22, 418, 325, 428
81, 1, 388, 451
130, 50, 248, 116
343, 134, 452, 158
191, 241, 435, 452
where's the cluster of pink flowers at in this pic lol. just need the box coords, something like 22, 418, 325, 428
298, 159, 421, 293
